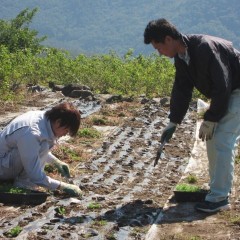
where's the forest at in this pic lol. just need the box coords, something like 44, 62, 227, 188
1, 0, 240, 56
0, 8, 179, 102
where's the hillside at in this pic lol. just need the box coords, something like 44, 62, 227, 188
1, 0, 240, 56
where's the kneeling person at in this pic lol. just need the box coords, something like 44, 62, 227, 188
0, 102, 82, 197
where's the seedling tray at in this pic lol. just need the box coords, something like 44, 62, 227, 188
173, 190, 208, 202
0, 191, 49, 205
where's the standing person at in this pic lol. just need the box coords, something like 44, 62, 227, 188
144, 18, 240, 213
0, 102, 82, 197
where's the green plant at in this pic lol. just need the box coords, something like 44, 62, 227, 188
0, 184, 32, 194
0, 8, 46, 54
77, 128, 101, 138
87, 202, 101, 209
5, 226, 22, 237
189, 236, 202, 240
186, 174, 198, 184
175, 183, 201, 192
53, 145, 81, 161
92, 117, 107, 125
55, 206, 66, 215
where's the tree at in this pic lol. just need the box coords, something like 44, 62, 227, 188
0, 8, 47, 54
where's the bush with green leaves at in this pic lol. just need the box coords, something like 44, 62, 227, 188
0, 8, 206, 102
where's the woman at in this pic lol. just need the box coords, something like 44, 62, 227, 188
0, 102, 82, 197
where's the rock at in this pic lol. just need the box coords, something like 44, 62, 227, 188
68, 89, 94, 100
160, 97, 170, 107
61, 83, 91, 96
48, 81, 64, 91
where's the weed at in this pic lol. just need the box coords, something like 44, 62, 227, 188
52, 145, 82, 161
105, 233, 116, 240
92, 116, 107, 125
186, 174, 198, 184
77, 128, 101, 138
230, 215, 240, 225
189, 236, 202, 240
92, 220, 107, 226
87, 202, 101, 209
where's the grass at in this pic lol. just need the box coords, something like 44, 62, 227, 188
77, 127, 101, 138
175, 183, 201, 192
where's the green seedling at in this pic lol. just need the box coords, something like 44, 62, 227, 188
5, 226, 22, 237
0, 184, 31, 194
175, 183, 201, 192
186, 174, 198, 184
87, 202, 101, 209
55, 206, 66, 215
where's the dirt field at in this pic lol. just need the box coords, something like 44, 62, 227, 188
0, 90, 240, 240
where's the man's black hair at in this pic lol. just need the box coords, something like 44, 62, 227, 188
144, 18, 181, 44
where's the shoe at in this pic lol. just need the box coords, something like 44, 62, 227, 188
195, 199, 230, 213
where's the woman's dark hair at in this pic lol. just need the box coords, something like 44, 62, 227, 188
45, 102, 81, 136
144, 18, 181, 44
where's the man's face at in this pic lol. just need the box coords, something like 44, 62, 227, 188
151, 36, 177, 58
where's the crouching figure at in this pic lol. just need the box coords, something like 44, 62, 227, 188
0, 102, 82, 197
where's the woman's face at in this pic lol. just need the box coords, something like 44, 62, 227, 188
51, 119, 69, 138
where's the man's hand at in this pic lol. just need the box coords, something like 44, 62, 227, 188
52, 159, 70, 178
59, 182, 82, 197
161, 122, 177, 143
199, 121, 217, 141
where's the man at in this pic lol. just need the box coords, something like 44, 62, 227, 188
0, 102, 82, 197
144, 18, 240, 213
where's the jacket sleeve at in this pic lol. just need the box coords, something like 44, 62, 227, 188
204, 49, 232, 122
169, 58, 194, 124
16, 129, 60, 190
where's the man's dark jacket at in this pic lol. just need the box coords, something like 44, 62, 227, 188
169, 34, 240, 124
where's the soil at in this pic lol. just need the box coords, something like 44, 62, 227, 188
0, 89, 240, 240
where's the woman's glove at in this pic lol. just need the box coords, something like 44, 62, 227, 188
58, 182, 82, 197
52, 158, 70, 178
199, 121, 217, 141
160, 122, 177, 143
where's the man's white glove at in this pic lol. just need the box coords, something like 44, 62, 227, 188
199, 121, 217, 141
52, 158, 70, 178
161, 122, 177, 143
58, 182, 83, 197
